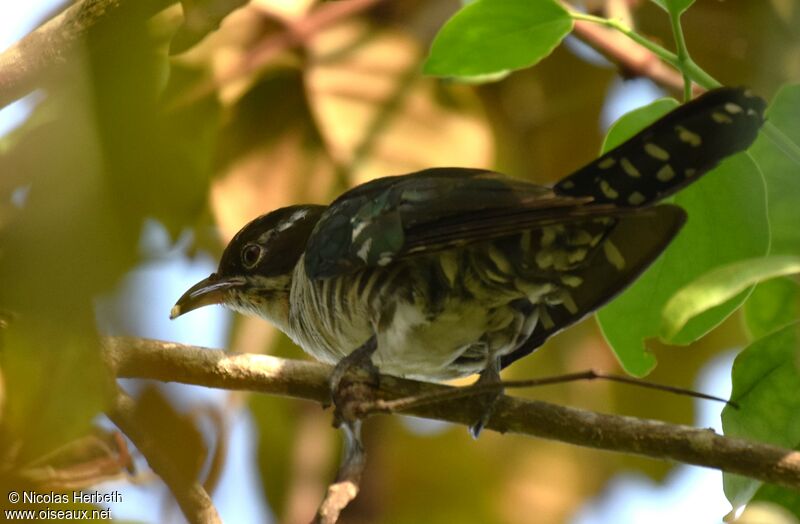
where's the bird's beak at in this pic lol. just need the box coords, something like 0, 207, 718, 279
170, 274, 245, 320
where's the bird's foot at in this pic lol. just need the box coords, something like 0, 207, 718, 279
469, 360, 504, 439
330, 336, 380, 429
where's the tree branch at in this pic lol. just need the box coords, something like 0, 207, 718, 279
0, 0, 175, 110
107, 387, 221, 524
313, 423, 365, 524
104, 336, 800, 491
571, 19, 695, 94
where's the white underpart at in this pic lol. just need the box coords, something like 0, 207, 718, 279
381, 302, 428, 355
374, 300, 466, 375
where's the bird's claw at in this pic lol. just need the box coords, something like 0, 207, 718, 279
469, 360, 503, 438
330, 336, 380, 428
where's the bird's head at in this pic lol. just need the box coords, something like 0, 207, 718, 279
170, 204, 326, 324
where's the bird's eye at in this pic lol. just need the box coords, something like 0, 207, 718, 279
241, 244, 263, 269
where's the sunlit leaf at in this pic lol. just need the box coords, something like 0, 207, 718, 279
423, 0, 573, 78
722, 322, 800, 507
661, 256, 800, 340
211, 69, 335, 240
307, 22, 493, 188
596, 99, 769, 375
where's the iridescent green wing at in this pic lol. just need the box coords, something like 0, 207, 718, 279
303, 168, 605, 279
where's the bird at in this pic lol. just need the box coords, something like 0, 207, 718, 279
171, 87, 765, 433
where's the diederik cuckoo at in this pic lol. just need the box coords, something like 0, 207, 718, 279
171, 87, 766, 431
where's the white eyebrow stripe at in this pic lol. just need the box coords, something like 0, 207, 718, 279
278, 209, 309, 231
255, 209, 310, 244
257, 230, 274, 243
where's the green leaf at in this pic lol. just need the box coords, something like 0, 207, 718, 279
749, 84, 800, 255
651, 0, 695, 16
600, 99, 679, 151
596, 99, 769, 375
744, 278, 800, 341
3, 322, 112, 462
730, 87, 800, 509
423, 0, 572, 78
722, 322, 800, 507
661, 256, 800, 340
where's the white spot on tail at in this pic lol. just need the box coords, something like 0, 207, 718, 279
598, 157, 616, 169
645, 143, 670, 161
621, 157, 641, 178
712, 112, 733, 124
724, 102, 743, 114
628, 191, 646, 205
599, 179, 619, 199
560, 274, 583, 287
675, 126, 702, 147
656, 164, 676, 182
603, 240, 626, 270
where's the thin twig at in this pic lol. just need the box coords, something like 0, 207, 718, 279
570, 19, 692, 94
104, 336, 800, 492
106, 387, 221, 524
565, 6, 720, 90
667, 11, 693, 101
364, 370, 734, 416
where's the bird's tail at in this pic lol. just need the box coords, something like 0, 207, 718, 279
554, 87, 766, 207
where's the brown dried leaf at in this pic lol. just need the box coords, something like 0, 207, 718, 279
305, 21, 494, 186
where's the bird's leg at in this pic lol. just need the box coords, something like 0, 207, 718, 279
330, 335, 380, 429
469, 355, 504, 439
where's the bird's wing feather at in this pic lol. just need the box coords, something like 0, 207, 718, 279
304, 168, 616, 279
304, 88, 766, 281
501, 204, 686, 368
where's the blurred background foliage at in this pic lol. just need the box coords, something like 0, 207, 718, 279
0, 0, 799, 522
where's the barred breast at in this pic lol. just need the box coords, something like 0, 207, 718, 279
287, 217, 617, 381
